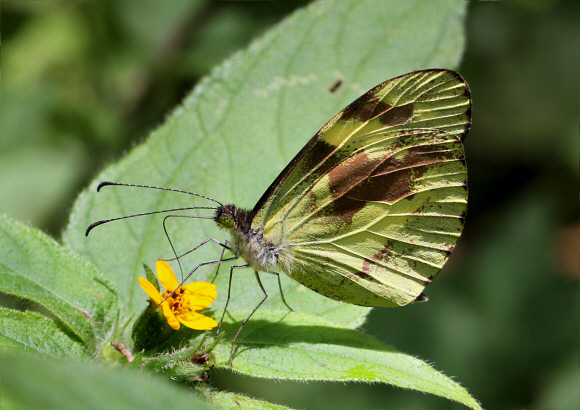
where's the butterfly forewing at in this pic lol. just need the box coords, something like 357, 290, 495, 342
251, 69, 470, 307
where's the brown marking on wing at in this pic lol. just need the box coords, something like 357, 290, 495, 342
340, 94, 387, 122
377, 103, 414, 127
327, 151, 379, 199
321, 139, 454, 223
350, 167, 416, 204
361, 242, 394, 276
346, 143, 460, 203
325, 150, 384, 224
340, 91, 413, 127
328, 196, 367, 225
302, 139, 337, 172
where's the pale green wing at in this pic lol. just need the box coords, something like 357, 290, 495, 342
251, 69, 470, 307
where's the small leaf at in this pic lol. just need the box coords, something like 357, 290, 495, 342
142, 263, 160, 292
215, 310, 481, 410
0, 353, 213, 410
0, 213, 119, 352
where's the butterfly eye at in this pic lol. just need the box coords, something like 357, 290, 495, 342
219, 214, 235, 229
215, 205, 237, 230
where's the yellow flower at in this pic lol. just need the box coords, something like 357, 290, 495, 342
139, 260, 218, 330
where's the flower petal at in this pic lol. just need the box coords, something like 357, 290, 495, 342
160, 302, 180, 330
178, 311, 218, 330
138, 277, 163, 304
184, 282, 217, 297
182, 282, 217, 310
156, 260, 178, 291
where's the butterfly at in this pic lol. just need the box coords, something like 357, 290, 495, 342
88, 69, 471, 364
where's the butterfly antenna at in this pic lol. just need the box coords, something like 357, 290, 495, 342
85, 208, 215, 236
86, 181, 223, 236
97, 181, 223, 206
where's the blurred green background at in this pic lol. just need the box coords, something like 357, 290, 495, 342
2, 1, 578, 409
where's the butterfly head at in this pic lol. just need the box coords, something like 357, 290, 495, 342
214, 204, 252, 234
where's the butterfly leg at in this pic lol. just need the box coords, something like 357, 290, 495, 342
273, 272, 293, 311
217, 263, 249, 335
228, 271, 268, 366
210, 240, 231, 284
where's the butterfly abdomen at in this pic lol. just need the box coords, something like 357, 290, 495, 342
214, 205, 294, 273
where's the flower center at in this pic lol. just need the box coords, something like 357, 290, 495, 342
163, 287, 187, 314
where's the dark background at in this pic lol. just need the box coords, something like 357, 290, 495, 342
2, 1, 578, 409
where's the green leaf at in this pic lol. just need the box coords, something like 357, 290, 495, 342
214, 310, 481, 410
0, 308, 86, 357
210, 391, 294, 410
0, 353, 213, 410
63, 0, 467, 328
0, 213, 118, 352
142, 263, 160, 292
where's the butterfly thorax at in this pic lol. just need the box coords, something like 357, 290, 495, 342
214, 205, 291, 273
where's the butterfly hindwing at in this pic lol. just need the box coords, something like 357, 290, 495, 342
251, 69, 470, 307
